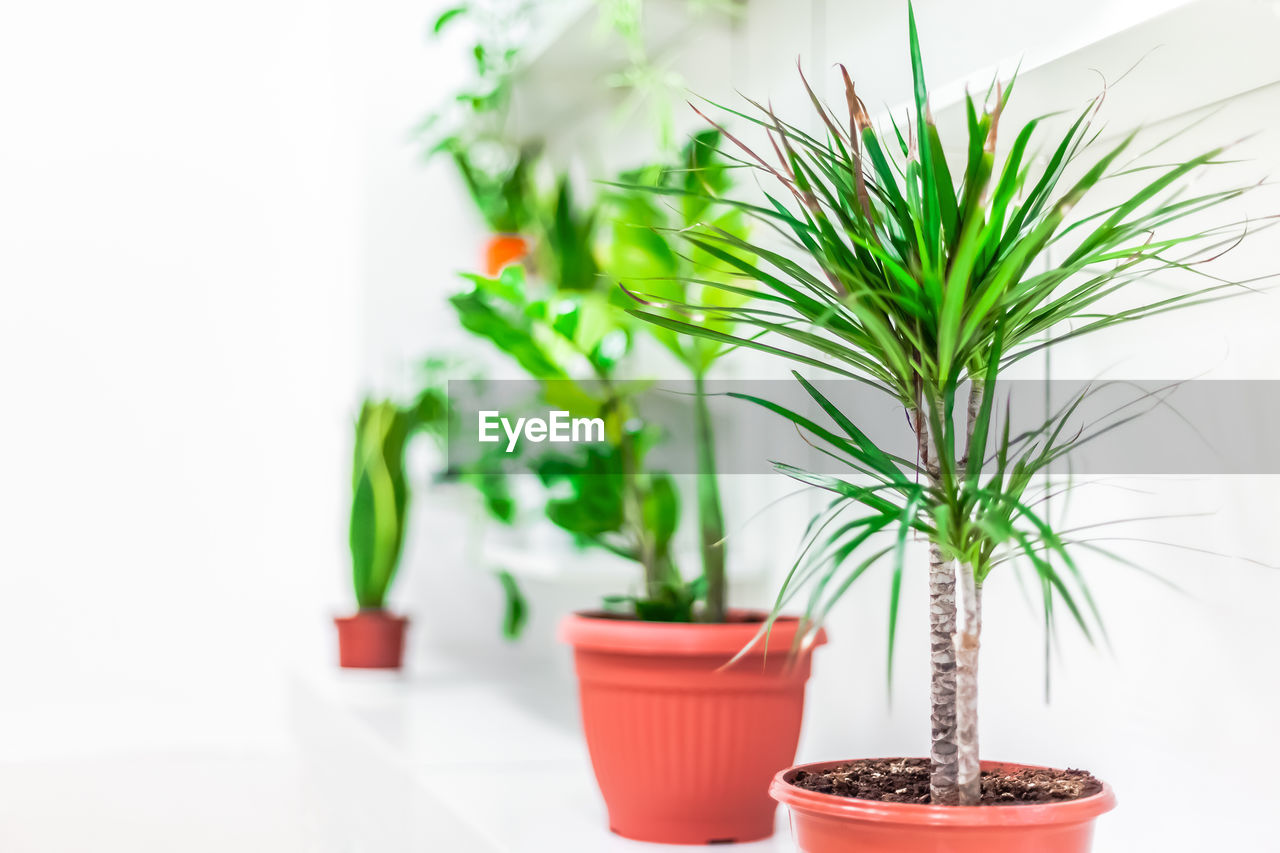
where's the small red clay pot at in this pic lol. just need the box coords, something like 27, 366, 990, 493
770, 759, 1117, 853
560, 611, 826, 845
333, 610, 408, 669
483, 233, 529, 276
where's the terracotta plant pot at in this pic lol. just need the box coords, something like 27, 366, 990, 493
333, 610, 408, 669
560, 611, 827, 845
770, 759, 1117, 853
483, 233, 529, 276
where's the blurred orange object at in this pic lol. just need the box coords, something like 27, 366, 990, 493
333, 610, 407, 669
484, 234, 529, 276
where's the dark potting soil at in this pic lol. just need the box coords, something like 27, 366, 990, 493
789, 758, 1102, 805
579, 610, 767, 624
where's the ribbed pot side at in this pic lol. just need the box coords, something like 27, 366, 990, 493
560, 612, 827, 845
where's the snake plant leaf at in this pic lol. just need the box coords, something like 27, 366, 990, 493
349, 399, 418, 609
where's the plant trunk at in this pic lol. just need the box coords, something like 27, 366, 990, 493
921, 379, 987, 806
927, 539, 960, 804
955, 568, 983, 804
912, 405, 961, 804
693, 371, 727, 623
947, 379, 987, 804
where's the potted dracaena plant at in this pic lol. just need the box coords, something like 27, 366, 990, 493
335, 386, 448, 669
625, 7, 1263, 851
451, 148, 824, 845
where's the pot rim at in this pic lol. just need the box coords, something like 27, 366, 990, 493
559, 609, 826, 657
334, 610, 408, 625
770, 759, 1116, 827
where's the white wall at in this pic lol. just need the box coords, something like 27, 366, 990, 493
0, 0, 365, 770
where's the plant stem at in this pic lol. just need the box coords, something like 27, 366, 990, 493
927, 537, 960, 804
964, 379, 984, 470
922, 378, 986, 806
955, 569, 983, 804
609, 389, 660, 598
954, 379, 985, 805
693, 370, 726, 622
913, 403, 961, 805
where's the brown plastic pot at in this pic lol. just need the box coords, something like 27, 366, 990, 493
483, 233, 529, 276
334, 610, 407, 669
560, 611, 826, 845
770, 759, 1117, 853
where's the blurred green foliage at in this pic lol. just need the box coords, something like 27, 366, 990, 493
446, 132, 749, 623
598, 129, 755, 621
419, 0, 537, 233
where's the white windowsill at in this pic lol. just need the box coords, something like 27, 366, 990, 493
289, 660, 793, 852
